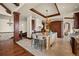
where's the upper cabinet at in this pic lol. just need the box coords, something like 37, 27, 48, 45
74, 12, 79, 29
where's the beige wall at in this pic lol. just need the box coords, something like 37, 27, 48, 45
0, 16, 27, 33
19, 17, 27, 33
26, 14, 45, 38
63, 19, 74, 34
0, 15, 27, 40
26, 15, 32, 38
0, 19, 14, 32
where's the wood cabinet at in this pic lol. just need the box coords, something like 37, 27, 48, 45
70, 37, 76, 54
74, 12, 79, 29
71, 37, 79, 55
32, 20, 35, 30
49, 21, 62, 38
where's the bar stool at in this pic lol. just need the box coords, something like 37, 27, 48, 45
31, 33, 39, 49
37, 36, 46, 51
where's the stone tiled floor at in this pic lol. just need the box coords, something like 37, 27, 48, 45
17, 38, 74, 56
45, 38, 74, 56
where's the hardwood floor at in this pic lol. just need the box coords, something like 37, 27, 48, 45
0, 39, 34, 56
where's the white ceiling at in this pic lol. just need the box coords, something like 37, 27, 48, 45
0, 5, 11, 16
0, 3, 21, 18
3, 3, 18, 12
1, 3, 79, 19
18, 3, 39, 16
17, 3, 79, 18
57, 3, 79, 16
33, 3, 58, 16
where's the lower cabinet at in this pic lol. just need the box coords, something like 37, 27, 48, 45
71, 37, 79, 55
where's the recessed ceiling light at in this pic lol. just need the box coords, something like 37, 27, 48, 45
46, 10, 48, 12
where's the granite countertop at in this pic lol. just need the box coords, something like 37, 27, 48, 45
70, 33, 79, 37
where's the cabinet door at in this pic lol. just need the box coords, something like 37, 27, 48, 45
49, 21, 62, 38
74, 12, 79, 29
32, 20, 35, 30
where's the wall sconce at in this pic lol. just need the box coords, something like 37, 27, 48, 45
7, 19, 13, 26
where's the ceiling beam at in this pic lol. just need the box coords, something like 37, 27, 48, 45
46, 3, 60, 18
30, 3, 61, 18
13, 3, 19, 6
0, 3, 11, 14
46, 13, 60, 18
30, 8, 46, 18
54, 3, 60, 14
30, 8, 60, 18
64, 17, 74, 19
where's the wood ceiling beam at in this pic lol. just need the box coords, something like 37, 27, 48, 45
54, 3, 60, 14
46, 13, 60, 18
13, 3, 19, 6
45, 3, 60, 18
0, 3, 11, 14
30, 3, 61, 18
30, 8, 46, 18
64, 17, 74, 19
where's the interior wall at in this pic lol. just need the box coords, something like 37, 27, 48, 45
0, 18, 13, 40
49, 17, 74, 38
0, 19, 14, 32
27, 15, 32, 38
0, 14, 27, 40
19, 17, 27, 33
26, 13, 45, 38
0, 15, 27, 33
35, 18, 43, 31
63, 19, 74, 36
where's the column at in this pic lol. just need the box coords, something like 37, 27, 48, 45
13, 12, 20, 42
